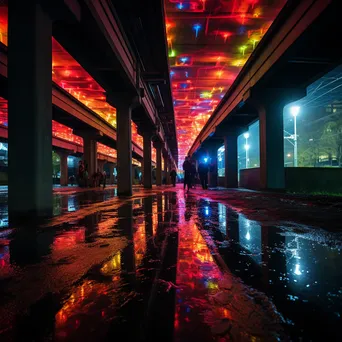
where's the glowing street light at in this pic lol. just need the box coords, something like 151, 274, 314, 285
290, 106, 300, 117
244, 132, 250, 169
290, 106, 300, 167
294, 263, 302, 276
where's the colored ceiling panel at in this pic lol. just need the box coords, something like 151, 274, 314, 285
52, 39, 117, 129
165, 0, 286, 167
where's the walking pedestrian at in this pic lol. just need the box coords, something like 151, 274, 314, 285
78, 160, 84, 187
198, 159, 209, 190
102, 170, 106, 189
170, 169, 177, 187
183, 156, 192, 192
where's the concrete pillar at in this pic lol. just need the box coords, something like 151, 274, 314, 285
57, 151, 69, 186
207, 142, 222, 188
83, 136, 97, 177
166, 157, 171, 185
154, 142, 162, 186
163, 154, 169, 184
224, 135, 238, 188
117, 104, 132, 196
258, 102, 285, 190
208, 155, 218, 187
108, 163, 115, 184
143, 131, 152, 189
8, 2, 52, 220
248, 88, 305, 190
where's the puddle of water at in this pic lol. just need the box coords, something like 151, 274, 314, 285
1, 188, 341, 341
0, 191, 180, 341
194, 198, 342, 341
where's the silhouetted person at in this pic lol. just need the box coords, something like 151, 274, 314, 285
69, 175, 75, 186
190, 160, 197, 188
170, 169, 177, 186
183, 157, 192, 192
198, 160, 209, 189
102, 170, 106, 189
96, 168, 102, 187
78, 160, 84, 186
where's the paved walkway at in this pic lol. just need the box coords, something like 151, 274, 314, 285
0, 185, 342, 341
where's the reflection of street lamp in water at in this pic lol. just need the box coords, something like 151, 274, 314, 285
245, 220, 251, 240
244, 132, 250, 169
294, 263, 302, 276
290, 106, 300, 167
288, 236, 302, 276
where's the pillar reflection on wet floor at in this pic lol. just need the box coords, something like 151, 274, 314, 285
82, 212, 102, 243
1, 189, 342, 341
9, 228, 55, 267
144, 196, 153, 238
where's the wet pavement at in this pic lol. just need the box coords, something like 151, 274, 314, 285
0, 185, 342, 341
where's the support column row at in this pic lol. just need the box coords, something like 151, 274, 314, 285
222, 88, 305, 190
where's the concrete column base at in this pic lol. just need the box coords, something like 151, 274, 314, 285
246, 88, 306, 190
57, 151, 69, 186
117, 103, 133, 196
83, 136, 97, 178
143, 131, 152, 189
154, 142, 163, 186
224, 135, 238, 188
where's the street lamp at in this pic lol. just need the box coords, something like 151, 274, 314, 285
244, 132, 250, 169
290, 106, 300, 167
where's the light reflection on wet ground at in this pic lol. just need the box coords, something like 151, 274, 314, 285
0, 186, 342, 341
192, 196, 342, 341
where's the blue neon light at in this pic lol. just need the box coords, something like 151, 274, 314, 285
193, 23, 202, 38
